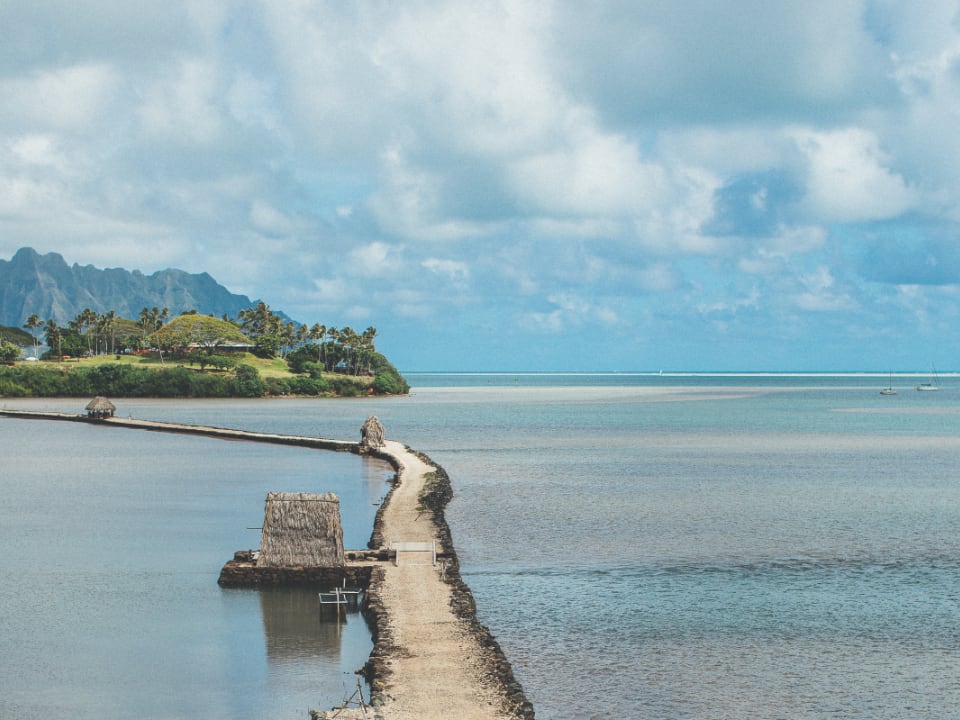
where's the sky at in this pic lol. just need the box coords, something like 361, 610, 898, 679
2, 1, 960, 372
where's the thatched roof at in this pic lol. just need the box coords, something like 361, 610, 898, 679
360, 415, 385, 450
258, 492, 344, 568
85, 396, 116, 412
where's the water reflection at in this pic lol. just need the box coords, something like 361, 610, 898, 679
0, 414, 380, 720
257, 587, 372, 701
259, 588, 347, 660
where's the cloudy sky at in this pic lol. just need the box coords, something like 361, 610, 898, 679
3, 1, 960, 371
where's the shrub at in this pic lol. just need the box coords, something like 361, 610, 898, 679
263, 376, 288, 396
281, 375, 332, 396
200, 354, 237, 372
146, 367, 196, 397
232, 364, 265, 397
369, 353, 410, 394
285, 345, 316, 374
252, 335, 281, 359
373, 369, 409, 395
0, 378, 28, 396
303, 361, 325, 379
327, 375, 364, 396
0, 340, 21, 364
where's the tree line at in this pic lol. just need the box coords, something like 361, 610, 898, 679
3, 302, 383, 377
0, 302, 409, 396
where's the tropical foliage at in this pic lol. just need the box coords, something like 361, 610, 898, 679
148, 313, 249, 353
2, 303, 409, 397
0, 339, 20, 364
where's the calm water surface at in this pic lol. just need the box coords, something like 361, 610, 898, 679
1, 404, 392, 720
4, 375, 960, 719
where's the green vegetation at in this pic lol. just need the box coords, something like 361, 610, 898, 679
0, 350, 404, 398
0, 339, 20, 364
0, 303, 410, 398
0, 325, 32, 346
150, 313, 249, 351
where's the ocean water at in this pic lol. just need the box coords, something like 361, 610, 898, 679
4, 374, 960, 719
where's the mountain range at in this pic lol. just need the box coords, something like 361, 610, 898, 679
0, 247, 262, 327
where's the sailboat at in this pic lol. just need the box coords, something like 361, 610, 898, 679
916, 366, 940, 391
880, 372, 896, 395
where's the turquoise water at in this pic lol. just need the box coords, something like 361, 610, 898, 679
406, 378, 960, 720
4, 375, 960, 718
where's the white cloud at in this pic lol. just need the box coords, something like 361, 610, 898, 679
368, 146, 493, 241
660, 125, 791, 176
348, 242, 397, 277
312, 276, 349, 303
697, 287, 760, 316
10, 134, 67, 170
422, 258, 469, 282
376, 1, 560, 157
0, 62, 121, 131
138, 58, 222, 143
766, 225, 827, 256
249, 199, 294, 236
792, 127, 916, 223
792, 265, 858, 312
509, 127, 670, 217
738, 226, 827, 274
635, 263, 679, 292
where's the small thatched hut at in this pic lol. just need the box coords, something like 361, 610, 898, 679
258, 492, 344, 568
360, 415, 385, 450
85, 396, 116, 418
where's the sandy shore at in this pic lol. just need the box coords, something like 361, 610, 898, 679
364, 440, 527, 720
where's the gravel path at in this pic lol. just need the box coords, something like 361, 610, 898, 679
373, 440, 516, 720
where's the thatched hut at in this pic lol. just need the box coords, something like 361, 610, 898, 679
360, 415, 385, 450
85, 396, 116, 418
258, 492, 344, 568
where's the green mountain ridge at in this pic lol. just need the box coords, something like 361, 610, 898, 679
0, 247, 264, 325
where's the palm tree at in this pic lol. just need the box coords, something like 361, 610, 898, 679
325, 326, 340, 371
23, 314, 41, 359
43, 319, 62, 359
102, 310, 117, 354
310, 323, 326, 363
280, 321, 297, 358
72, 308, 97, 356
139, 306, 168, 349
238, 301, 281, 339
339, 326, 358, 374
360, 326, 378, 375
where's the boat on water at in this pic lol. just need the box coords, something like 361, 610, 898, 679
880, 372, 897, 395
916, 367, 940, 391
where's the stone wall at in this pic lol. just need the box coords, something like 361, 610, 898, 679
217, 552, 373, 589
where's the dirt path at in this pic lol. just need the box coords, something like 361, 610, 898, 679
372, 440, 516, 720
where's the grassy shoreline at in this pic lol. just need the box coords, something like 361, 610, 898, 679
0, 352, 408, 398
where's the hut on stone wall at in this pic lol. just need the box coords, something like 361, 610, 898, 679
258, 492, 344, 568
85, 396, 116, 418
359, 415, 385, 451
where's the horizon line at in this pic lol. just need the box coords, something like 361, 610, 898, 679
401, 370, 955, 377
